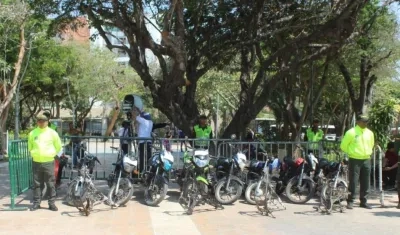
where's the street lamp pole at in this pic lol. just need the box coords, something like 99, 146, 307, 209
216, 91, 220, 138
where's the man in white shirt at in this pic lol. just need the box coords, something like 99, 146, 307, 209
132, 108, 153, 173
118, 120, 132, 155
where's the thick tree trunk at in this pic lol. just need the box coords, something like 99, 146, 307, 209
55, 102, 61, 118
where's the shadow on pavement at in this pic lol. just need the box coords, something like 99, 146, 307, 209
371, 211, 400, 217
163, 207, 219, 216
60, 207, 113, 217
237, 211, 263, 217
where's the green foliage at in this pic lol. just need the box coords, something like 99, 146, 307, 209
368, 99, 397, 147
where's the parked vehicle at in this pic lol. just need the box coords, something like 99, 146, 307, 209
107, 146, 136, 208
65, 154, 107, 216
178, 149, 223, 215
143, 149, 174, 206
245, 155, 286, 217
214, 152, 247, 205
285, 151, 318, 204
244, 156, 280, 205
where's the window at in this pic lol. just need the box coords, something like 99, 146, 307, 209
117, 49, 127, 57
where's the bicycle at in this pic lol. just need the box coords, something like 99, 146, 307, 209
252, 155, 286, 218
65, 153, 108, 216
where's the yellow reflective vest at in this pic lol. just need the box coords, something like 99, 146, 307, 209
306, 128, 324, 150
28, 127, 62, 163
340, 125, 374, 160
194, 125, 212, 147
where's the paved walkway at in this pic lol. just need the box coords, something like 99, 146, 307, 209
0, 162, 399, 235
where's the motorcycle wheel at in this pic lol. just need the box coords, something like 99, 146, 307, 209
214, 178, 243, 205
245, 181, 267, 205
285, 177, 315, 204
108, 178, 134, 207
144, 175, 169, 206
65, 180, 78, 206
187, 179, 199, 215
275, 181, 285, 195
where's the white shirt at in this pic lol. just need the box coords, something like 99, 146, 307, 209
118, 127, 130, 144
136, 116, 153, 143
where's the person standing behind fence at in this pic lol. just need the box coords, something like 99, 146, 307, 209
382, 142, 398, 189
28, 114, 62, 212
191, 115, 213, 149
304, 119, 324, 154
178, 129, 187, 152
118, 120, 132, 155
132, 108, 153, 174
340, 115, 374, 210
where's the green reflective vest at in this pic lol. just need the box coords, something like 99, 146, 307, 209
194, 125, 212, 147
340, 125, 374, 160
306, 128, 324, 150
28, 127, 62, 163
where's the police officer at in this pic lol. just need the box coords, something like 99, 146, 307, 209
28, 114, 62, 211
304, 119, 324, 154
43, 111, 57, 131
340, 115, 374, 209
192, 115, 213, 149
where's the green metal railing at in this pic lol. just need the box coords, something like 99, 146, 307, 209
4, 140, 32, 211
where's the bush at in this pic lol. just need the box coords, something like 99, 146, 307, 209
368, 99, 397, 148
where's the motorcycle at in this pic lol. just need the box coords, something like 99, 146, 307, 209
214, 152, 247, 205
178, 149, 223, 215
274, 146, 308, 196
107, 146, 137, 207
143, 149, 174, 206
284, 148, 319, 204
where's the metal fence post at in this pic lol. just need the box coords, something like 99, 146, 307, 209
2, 140, 32, 211
376, 145, 384, 207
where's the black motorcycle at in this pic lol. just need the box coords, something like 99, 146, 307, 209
213, 152, 246, 205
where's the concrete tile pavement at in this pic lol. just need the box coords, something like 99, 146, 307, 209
0, 162, 399, 235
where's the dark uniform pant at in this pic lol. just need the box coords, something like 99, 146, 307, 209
33, 161, 56, 205
139, 142, 152, 173
347, 158, 371, 204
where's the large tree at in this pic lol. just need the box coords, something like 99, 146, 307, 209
30, 0, 370, 137
337, 1, 400, 116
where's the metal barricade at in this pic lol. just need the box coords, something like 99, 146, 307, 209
3, 140, 33, 211
372, 145, 384, 207
217, 141, 325, 162
59, 136, 231, 181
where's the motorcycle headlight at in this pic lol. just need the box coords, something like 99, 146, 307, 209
194, 156, 209, 168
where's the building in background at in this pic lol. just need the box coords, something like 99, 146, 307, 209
90, 27, 130, 66
57, 16, 90, 44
